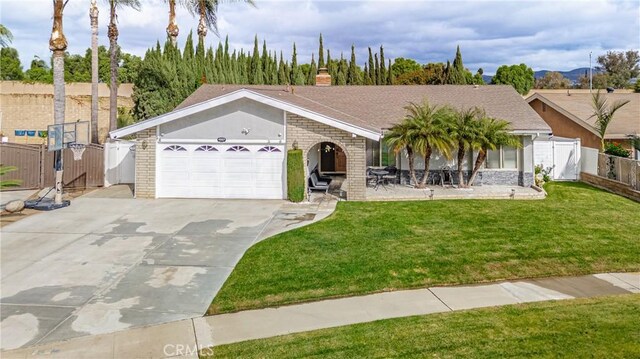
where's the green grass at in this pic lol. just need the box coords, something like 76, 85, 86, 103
203, 295, 640, 358
210, 182, 640, 314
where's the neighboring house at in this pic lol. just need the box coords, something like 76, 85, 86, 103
527, 90, 639, 159
111, 80, 550, 201
0, 81, 134, 144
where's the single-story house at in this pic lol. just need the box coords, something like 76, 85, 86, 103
111, 81, 551, 201
527, 90, 639, 159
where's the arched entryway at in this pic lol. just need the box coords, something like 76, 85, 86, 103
306, 141, 348, 200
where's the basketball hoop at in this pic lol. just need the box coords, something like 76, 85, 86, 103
68, 143, 86, 161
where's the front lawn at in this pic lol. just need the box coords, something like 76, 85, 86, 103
210, 182, 640, 314
205, 295, 640, 358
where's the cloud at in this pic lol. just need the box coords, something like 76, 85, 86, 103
1, 0, 638, 74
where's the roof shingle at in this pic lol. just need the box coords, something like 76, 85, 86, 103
176, 85, 551, 132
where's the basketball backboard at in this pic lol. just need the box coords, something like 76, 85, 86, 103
47, 121, 90, 151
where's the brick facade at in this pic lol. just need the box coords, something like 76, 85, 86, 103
286, 113, 367, 200
134, 128, 156, 198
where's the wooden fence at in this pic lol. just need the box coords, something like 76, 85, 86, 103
0, 143, 104, 190
597, 153, 640, 191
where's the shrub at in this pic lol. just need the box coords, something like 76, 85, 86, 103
534, 164, 551, 186
287, 149, 305, 202
604, 142, 630, 158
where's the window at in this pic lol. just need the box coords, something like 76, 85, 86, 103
163, 145, 187, 151
195, 145, 218, 152
227, 145, 249, 152
381, 141, 396, 166
486, 146, 518, 169
258, 146, 281, 152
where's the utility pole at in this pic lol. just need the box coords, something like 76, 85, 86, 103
589, 51, 593, 93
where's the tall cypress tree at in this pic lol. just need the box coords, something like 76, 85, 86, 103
290, 43, 298, 85
183, 31, 194, 63
195, 37, 206, 84
278, 51, 287, 84
270, 52, 278, 85
374, 53, 380, 85
250, 35, 262, 84
387, 59, 394, 85
261, 40, 269, 84
364, 63, 371, 85
307, 53, 317, 85
318, 33, 325, 69
448, 45, 467, 85
347, 44, 357, 85
379, 46, 386, 86
336, 53, 347, 85
367, 47, 375, 85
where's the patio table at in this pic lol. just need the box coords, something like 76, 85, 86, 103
371, 170, 389, 191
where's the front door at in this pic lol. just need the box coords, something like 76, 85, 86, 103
335, 146, 347, 172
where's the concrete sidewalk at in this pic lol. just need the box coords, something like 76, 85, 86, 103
3, 272, 638, 359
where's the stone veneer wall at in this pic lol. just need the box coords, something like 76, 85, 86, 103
134, 127, 156, 198
286, 113, 367, 200
399, 170, 532, 187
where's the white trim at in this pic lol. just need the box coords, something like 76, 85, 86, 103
110, 89, 381, 141
157, 138, 285, 145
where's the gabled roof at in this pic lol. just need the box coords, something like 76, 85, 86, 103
111, 85, 551, 140
527, 92, 640, 138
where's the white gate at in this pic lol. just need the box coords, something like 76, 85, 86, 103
534, 137, 581, 181
104, 140, 135, 186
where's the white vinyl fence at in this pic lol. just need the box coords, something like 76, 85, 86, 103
580, 147, 599, 175
104, 140, 135, 186
533, 137, 581, 180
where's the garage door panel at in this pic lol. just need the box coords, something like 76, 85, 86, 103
158, 143, 284, 199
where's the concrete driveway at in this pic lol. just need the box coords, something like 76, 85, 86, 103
1, 190, 335, 350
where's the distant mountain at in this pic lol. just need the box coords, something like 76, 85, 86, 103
482, 67, 595, 84
534, 68, 593, 83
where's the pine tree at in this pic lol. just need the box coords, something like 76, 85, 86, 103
307, 53, 317, 85
195, 37, 206, 84
368, 47, 375, 85
270, 52, 278, 85
318, 33, 325, 69
379, 46, 386, 86
250, 35, 262, 84
347, 44, 358, 85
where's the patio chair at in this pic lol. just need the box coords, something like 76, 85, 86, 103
440, 166, 454, 187
383, 166, 398, 185
366, 167, 377, 187
312, 165, 332, 184
308, 173, 330, 194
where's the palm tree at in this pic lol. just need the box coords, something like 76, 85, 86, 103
107, 0, 141, 133
50, 0, 68, 205
166, 0, 180, 47
449, 107, 481, 187
403, 101, 454, 188
386, 120, 419, 186
90, 0, 99, 143
0, 24, 13, 47
467, 117, 520, 186
590, 90, 630, 151
186, 0, 255, 43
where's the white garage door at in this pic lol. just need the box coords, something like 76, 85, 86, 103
157, 143, 285, 199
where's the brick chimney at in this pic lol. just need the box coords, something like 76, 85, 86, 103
316, 67, 331, 86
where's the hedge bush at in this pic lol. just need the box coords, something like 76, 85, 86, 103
287, 149, 305, 202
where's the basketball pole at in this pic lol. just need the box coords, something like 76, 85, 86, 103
54, 148, 63, 204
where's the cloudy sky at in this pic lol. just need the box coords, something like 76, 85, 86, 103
2, 0, 639, 75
